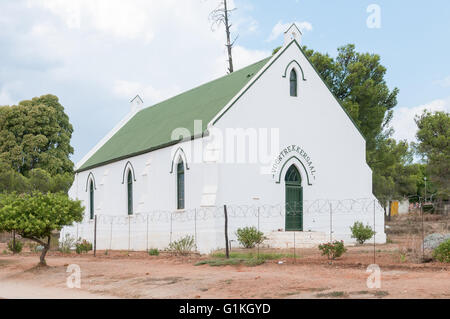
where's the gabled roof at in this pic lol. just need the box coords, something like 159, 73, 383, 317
78, 57, 271, 172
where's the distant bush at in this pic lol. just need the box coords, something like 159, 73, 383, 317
350, 222, 375, 245
59, 234, 76, 254
318, 241, 347, 260
168, 235, 196, 256
148, 248, 159, 256
236, 227, 266, 249
432, 239, 450, 263
75, 238, 92, 254
7, 239, 23, 253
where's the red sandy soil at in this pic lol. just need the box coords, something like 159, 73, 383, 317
0, 239, 448, 299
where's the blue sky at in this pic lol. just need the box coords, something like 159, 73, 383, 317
0, 0, 449, 164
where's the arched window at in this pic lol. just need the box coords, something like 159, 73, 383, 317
290, 69, 297, 97
127, 170, 133, 215
177, 160, 185, 210
89, 180, 94, 220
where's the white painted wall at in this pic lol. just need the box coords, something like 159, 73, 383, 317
63, 39, 386, 254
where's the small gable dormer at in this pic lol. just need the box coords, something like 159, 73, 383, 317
284, 23, 302, 47
130, 95, 144, 113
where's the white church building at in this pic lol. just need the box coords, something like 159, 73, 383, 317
64, 24, 386, 253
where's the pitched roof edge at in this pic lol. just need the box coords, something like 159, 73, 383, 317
75, 108, 141, 170
209, 40, 295, 126
209, 40, 367, 142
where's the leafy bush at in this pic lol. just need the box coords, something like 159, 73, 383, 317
59, 234, 76, 254
318, 240, 347, 260
75, 238, 92, 254
148, 248, 159, 256
236, 227, 266, 249
7, 239, 23, 253
168, 235, 196, 255
350, 222, 375, 245
432, 239, 450, 263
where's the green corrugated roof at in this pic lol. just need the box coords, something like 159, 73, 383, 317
78, 57, 271, 171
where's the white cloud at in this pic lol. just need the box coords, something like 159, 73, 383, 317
266, 20, 313, 42
392, 97, 450, 143
0, 0, 268, 161
232, 45, 271, 70
113, 80, 180, 105
434, 76, 450, 88
0, 88, 15, 106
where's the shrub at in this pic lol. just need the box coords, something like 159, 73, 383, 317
59, 234, 76, 254
75, 238, 93, 254
350, 222, 375, 245
168, 235, 196, 255
236, 227, 266, 249
7, 239, 23, 253
148, 248, 159, 256
318, 240, 347, 260
432, 239, 450, 263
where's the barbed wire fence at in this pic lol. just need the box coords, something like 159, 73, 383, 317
60, 198, 390, 264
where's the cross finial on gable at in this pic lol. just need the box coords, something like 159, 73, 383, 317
284, 23, 302, 47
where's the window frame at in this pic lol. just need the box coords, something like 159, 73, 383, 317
177, 161, 185, 210
89, 180, 94, 220
290, 69, 298, 97
127, 170, 133, 215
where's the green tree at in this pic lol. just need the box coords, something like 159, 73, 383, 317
414, 111, 450, 199
0, 192, 83, 265
0, 94, 74, 176
0, 163, 74, 194
301, 44, 399, 151
370, 138, 419, 216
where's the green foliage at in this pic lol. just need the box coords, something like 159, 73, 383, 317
235, 227, 266, 249
168, 235, 196, 255
0, 162, 73, 194
432, 239, 450, 263
211, 251, 294, 260
0, 192, 84, 264
75, 238, 93, 254
350, 222, 375, 245
272, 46, 282, 55
59, 233, 76, 254
318, 240, 347, 260
148, 248, 159, 256
414, 111, 450, 200
7, 239, 23, 253
0, 94, 74, 176
302, 44, 399, 151
370, 138, 420, 204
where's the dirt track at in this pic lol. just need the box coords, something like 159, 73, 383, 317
0, 245, 449, 299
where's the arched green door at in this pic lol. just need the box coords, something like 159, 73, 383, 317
285, 165, 303, 231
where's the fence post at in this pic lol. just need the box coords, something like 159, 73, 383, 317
329, 203, 333, 242
94, 215, 97, 257
128, 215, 131, 252
170, 212, 173, 244
421, 200, 425, 261
12, 230, 16, 254
257, 207, 260, 259
373, 199, 376, 265
109, 219, 113, 251
293, 230, 296, 264
224, 205, 229, 259
146, 214, 149, 252
76, 224, 79, 240
194, 209, 197, 249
